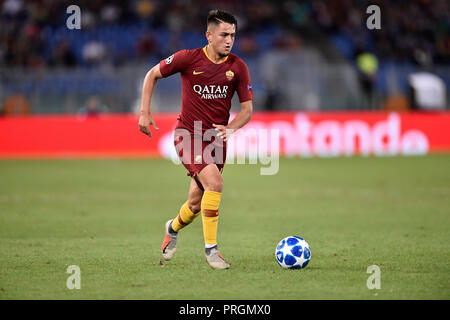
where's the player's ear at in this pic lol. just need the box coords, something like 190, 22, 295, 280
206, 30, 212, 44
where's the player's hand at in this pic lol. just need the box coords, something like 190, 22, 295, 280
213, 124, 234, 142
139, 113, 159, 138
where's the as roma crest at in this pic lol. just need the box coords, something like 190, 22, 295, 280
225, 70, 234, 81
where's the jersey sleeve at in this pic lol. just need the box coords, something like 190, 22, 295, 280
236, 60, 254, 103
159, 50, 189, 77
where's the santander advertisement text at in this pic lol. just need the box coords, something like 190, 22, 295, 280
0, 112, 449, 159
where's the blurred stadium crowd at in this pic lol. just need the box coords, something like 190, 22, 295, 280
0, 0, 449, 113
1, 0, 448, 67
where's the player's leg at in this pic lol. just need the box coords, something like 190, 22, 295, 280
161, 179, 203, 261
171, 179, 203, 232
197, 163, 230, 269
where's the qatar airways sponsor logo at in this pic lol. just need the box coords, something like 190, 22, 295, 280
193, 84, 229, 99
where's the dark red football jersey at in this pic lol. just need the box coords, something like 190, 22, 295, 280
159, 46, 253, 134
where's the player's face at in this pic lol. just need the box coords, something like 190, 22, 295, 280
207, 22, 236, 57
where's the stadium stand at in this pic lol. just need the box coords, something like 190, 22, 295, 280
0, 0, 448, 113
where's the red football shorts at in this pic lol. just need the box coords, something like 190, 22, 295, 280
173, 128, 226, 190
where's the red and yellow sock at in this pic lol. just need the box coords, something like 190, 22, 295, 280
171, 201, 201, 232
201, 190, 222, 246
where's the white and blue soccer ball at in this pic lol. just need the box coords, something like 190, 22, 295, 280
275, 236, 311, 269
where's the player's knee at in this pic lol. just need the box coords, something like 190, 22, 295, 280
188, 201, 201, 214
204, 177, 223, 193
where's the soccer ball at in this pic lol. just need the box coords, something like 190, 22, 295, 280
275, 236, 311, 269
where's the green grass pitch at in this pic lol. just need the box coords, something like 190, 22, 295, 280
0, 155, 449, 299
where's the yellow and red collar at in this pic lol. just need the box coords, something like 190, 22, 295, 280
203, 45, 229, 64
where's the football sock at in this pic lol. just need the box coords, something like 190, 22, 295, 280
171, 201, 201, 233
201, 190, 222, 246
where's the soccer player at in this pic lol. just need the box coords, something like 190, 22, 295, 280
138, 9, 253, 269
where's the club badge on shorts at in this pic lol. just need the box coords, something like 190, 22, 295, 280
225, 70, 234, 81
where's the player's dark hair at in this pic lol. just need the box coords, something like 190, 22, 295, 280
207, 9, 237, 29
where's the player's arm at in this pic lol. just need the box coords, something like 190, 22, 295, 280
138, 64, 163, 138
214, 100, 253, 141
